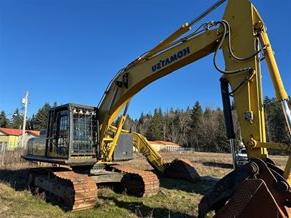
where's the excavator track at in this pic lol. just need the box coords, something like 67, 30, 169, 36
28, 167, 98, 211
111, 164, 159, 197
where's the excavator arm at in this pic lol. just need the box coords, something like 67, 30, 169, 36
97, 28, 220, 161
98, 0, 290, 173
96, 0, 291, 217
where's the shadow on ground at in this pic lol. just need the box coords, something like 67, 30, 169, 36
202, 161, 233, 169
0, 168, 30, 190
99, 196, 194, 218
159, 176, 218, 195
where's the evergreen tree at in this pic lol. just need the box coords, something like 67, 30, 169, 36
26, 117, 34, 130
145, 108, 163, 140
137, 112, 150, 136
264, 97, 289, 144
204, 107, 212, 119
31, 103, 51, 130
188, 101, 203, 150
11, 109, 23, 129
107, 96, 290, 153
214, 111, 229, 152
190, 101, 203, 129
0, 111, 8, 127
189, 101, 203, 149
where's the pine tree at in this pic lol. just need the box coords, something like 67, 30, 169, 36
11, 109, 23, 129
264, 97, 289, 144
214, 110, 229, 152
31, 103, 51, 130
0, 111, 8, 127
190, 101, 203, 129
145, 108, 163, 140
189, 101, 203, 149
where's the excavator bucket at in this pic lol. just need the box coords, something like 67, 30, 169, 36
163, 158, 200, 182
198, 159, 291, 218
214, 179, 291, 218
131, 133, 200, 183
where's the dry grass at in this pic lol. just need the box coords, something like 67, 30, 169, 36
0, 151, 288, 218
0, 148, 37, 168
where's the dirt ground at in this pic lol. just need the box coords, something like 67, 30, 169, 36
0, 151, 288, 218
128, 151, 288, 177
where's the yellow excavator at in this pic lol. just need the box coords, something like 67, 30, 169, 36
23, 0, 291, 217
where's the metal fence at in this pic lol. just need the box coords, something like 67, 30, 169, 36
160, 146, 196, 152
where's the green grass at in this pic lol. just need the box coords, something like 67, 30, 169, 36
0, 152, 287, 218
0, 169, 216, 218
0, 183, 63, 217
0, 178, 213, 218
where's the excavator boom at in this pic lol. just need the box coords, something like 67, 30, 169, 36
97, 0, 291, 173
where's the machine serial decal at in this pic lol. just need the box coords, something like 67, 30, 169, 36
151, 47, 191, 72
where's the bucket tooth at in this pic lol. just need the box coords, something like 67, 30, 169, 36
164, 158, 200, 182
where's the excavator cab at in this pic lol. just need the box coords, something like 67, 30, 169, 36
25, 103, 134, 165
25, 104, 98, 165
45, 104, 97, 159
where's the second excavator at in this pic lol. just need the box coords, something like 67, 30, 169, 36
23, 0, 291, 217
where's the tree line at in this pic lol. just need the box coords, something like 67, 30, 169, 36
0, 97, 290, 153
121, 97, 291, 153
0, 103, 52, 131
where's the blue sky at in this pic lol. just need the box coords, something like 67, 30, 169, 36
0, 0, 290, 118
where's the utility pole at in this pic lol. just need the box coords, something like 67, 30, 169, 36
21, 91, 29, 148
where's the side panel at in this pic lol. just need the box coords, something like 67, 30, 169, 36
113, 133, 133, 161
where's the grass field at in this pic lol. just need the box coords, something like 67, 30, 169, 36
0, 151, 288, 218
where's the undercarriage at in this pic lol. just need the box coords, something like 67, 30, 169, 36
27, 163, 160, 211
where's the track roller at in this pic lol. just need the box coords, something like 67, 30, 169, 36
111, 164, 159, 197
